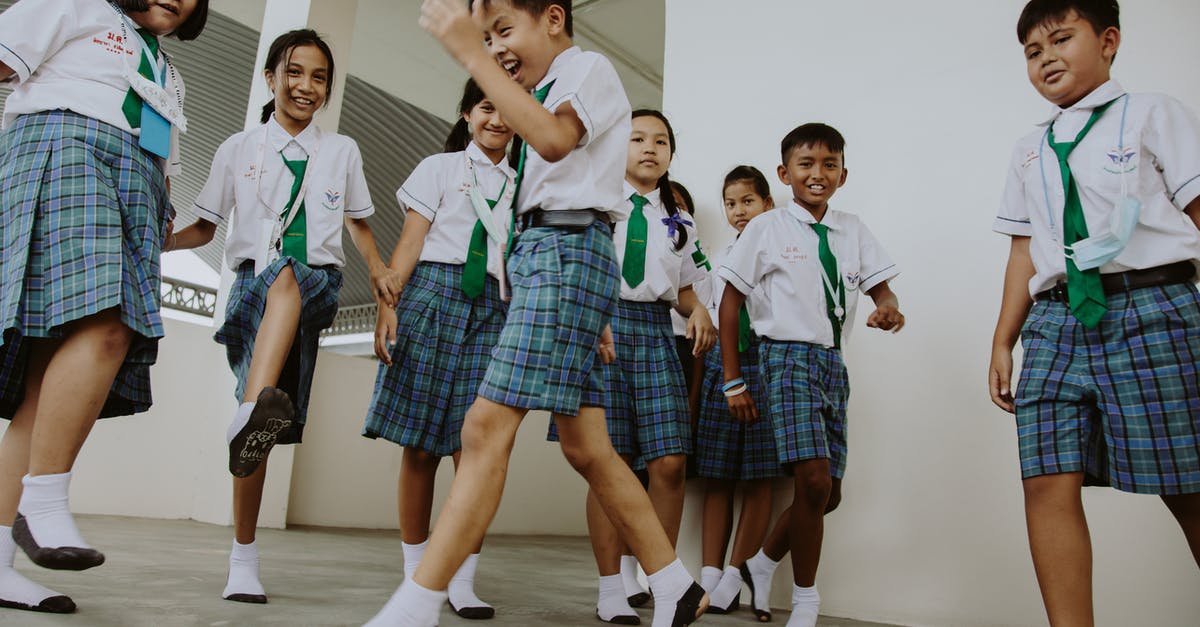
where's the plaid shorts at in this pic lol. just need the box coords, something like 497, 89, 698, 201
1015, 283, 1200, 494
547, 299, 690, 462
0, 111, 170, 420
214, 259, 342, 445
478, 221, 619, 416
695, 336, 783, 480
759, 339, 849, 478
363, 262, 507, 456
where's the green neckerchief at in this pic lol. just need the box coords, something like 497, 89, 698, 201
462, 180, 507, 298
280, 155, 308, 265
121, 28, 159, 129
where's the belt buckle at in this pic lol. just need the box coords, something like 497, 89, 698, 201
1049, 282, 1069, 303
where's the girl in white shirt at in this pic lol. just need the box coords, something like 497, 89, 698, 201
171, 28, 393, 604
0, 0, 207, 614
362, 78, 513, 620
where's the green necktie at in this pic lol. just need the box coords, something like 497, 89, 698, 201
281, 155, 308, 265
1048, 100, 1116, 328
462, 191, 502, 299
622, 194, 649, 287
121, 29, 159, 129
513, 80, 556, 202
810, 222, 845, 349
737, 304, 752, 353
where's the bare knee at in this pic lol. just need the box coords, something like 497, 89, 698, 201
267, 265, 301, 303
647, 454, 686, 489
791, 463, 832, 513
402, 448, 441, 474
825, 478, 843, 514
460, 409, 516, 460
560, 438, 614, 478
1022, 473, 1084, 509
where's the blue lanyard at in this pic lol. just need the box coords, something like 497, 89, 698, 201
1037, 94, 1130, 239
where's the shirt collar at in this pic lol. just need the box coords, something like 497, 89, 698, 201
1037, 79, 1127, 127
537, 46, 582, 94
786, 200, 838, 229
267, 115, 321, 156
467, 141, 516, 178
623, 181, 662, 208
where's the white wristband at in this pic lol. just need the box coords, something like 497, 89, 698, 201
723, 384, 748, 398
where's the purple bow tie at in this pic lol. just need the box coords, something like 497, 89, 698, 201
661, 213, 694, 240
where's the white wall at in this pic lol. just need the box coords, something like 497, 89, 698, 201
663, 1, 1200, 626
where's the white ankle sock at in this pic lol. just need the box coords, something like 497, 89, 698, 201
710, 565, 742, 609
18, 473, 88, 549
448, 553, 491, 611
364, 579, 446, 627
0, 526, 66, 609
786, 584, 820, 627
699, 565, 722, 594
402, 540, 427, 581
222, 540, 265, 599
596, 573, 637, 622
647, 559, 697, 627
745, 550, 780, 615
619, 554, 647, 599
227, 402, 256, 446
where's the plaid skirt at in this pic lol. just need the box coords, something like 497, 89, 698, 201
1016, 283, 1200, 494
759, 339, 850, 478
547, 299, 691, 462
695, 336, 783, 480
479, 221, 619, 416
363, 262, 507, 456
214, 258, 342, 445
0, 111, 170, 419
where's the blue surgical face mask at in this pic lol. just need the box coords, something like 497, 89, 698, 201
1068, 195, 1142, 270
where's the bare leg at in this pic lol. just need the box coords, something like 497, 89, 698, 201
762, 504, 791, 562
789, 459, 831, 587
1023, 472, 1093, 627
0, 341, 54, 523
701, 479, 735, 568
1161, 493, 1200, 567
586, 456, 633, 577
645, 454, 687, 547
241, 265, 300, 402
729, 479, 773, 566
400, 448, 441, 545
448, 452, 485, 555
232, 455, 269, 544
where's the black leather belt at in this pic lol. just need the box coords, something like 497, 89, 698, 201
517, 208, 611, 232
1035, 261, 1196, 303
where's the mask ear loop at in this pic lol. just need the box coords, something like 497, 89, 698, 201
1117, 94, 1131, 200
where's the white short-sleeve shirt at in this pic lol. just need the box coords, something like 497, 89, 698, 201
671, 209, 712, 336
193, 116, 374, 272
718, 201, 900, 348
994, 80, 1200, 295
519, 46, 632, 220
398, 142, 515, 280
705, 241, 767, 332
614, 184, 710, 303
0, 0, 186, 176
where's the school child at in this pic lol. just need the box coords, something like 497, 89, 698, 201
0, 0, 207, 614
989, 1, 1200, 624
169, 29, 394, 604
719, 123, 904, 626
368, 1, 709, 625
563, 108, 714, 625
692, 165, 782, 620
668, 182, 709, 419
361, 77, 514, 620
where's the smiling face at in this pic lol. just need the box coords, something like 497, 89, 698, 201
723, 180, 772, 234
1023, 10, 1119, 108
127, 0, 198, 36
265, 44, 329, 136
778, 142, 847, 216
626, 115, 673, 193
466, 98, 513, 162
473, 0, 568, 90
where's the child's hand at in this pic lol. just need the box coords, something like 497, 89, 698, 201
374, 306, 398, 364
687, 308, 716, 356
725, 382, 758, 424
989, 345, 1016, 413
867, 304, 905, 333
597, 324, 616, 365
371, 266, 402, 309
420, 0, 487, 68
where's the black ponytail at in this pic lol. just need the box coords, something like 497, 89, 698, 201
632, 109, 686, 251
259, 29, 335, 125
443, 78, 487, 153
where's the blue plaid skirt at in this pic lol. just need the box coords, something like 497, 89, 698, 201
759, 339, 849, 478
0, 111, 170, 419
479, 221, 619, 416
363, 262, 507, 456
548, 299, 690, 462
695, 336, 782, 480
1016, 283, 1200, 494
215, 258, 342, 445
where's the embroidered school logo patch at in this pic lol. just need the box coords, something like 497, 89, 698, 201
322, 189, 342, 211
844, 271, 861, 290
1103, 147, 1138, 174
781, 245, 807, 263
1021, 150, 1039, 169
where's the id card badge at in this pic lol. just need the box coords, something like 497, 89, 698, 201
139, 102, 171, 159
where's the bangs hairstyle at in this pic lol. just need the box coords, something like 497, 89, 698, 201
781, 123, 846, 165
259, 29, 336, 124
115, 0, 209, 41
723, 165, 771, 200
632, 109, 687, 251
444, 78, 488, 153
1017, 0, 1120, 45
475, 0, 573, 37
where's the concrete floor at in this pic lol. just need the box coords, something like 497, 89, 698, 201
1, 516, 901, 627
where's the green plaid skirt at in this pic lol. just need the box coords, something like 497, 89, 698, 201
0, 111, 170, 419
